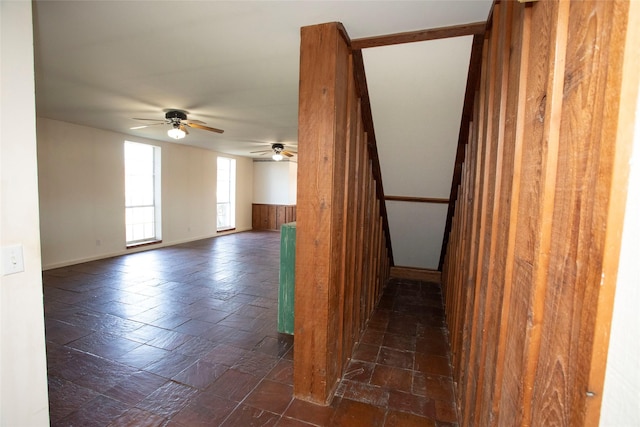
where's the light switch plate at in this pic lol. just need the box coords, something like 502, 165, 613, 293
2, 245, 25, 275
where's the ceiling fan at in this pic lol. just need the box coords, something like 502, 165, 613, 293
251, 143, 297, 161
130, 110, 224, 139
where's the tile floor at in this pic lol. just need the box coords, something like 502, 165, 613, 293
43, 230, 458, 426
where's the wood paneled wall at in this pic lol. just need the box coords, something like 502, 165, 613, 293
251, 203, 296, 231
293, 22, 391, 404
442, 1, 637, 426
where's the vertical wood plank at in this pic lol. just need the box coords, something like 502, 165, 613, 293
513, 3, 568, 425
361, 162, 374, 327
338, 52, 358, 368
266, 205, 276, 230
459, 36, 490, 417
585, 1, 639, 423
473, 1, 515, 421
532, 1, 632, 425
490, 3, 530, 423
464, 5, 501, 422
252, 204, 260, 229
275, 205, 286, 230
353, 128, 367, 335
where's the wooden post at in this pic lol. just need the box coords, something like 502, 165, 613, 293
293, 22, 350, 404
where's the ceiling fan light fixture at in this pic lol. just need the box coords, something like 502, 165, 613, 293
271, 143, 285, 161
167, 127, 186, 139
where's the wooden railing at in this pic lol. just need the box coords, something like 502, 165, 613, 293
293, 22, 392, 405
438, 32, 485, 270
440, 1, 636, 425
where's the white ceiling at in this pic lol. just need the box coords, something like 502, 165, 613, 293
32, 0, 491, 157
32, 0, 492, 268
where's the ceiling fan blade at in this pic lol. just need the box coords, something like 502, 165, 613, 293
184, 119, 206, 125
282, 151, 294, 157
130, 122, 167, 130
187, 122, 224, 134
179, 124, 189, 135
250, 149, 273, 154
132, 118, 167, 122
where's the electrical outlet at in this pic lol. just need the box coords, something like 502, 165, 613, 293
2, 245, 25, 275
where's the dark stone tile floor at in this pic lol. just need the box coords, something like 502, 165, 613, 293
43, 230, 458, 426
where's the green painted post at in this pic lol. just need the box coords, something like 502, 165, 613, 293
278, 222, 296, 334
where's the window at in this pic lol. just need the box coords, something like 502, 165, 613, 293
125, 141, 161, 245
217, 157, 236, 231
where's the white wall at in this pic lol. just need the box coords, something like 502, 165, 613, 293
37, 118, 253, 269
600, 83, 640, 426
288, 160, 298, 205
386, 201, 448, 268
0, 2, 50, 425
236, 155, 255, 225
252, 160, 297, 205
364, 37, 472, 269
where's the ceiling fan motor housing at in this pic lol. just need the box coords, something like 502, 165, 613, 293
165, 110, 187, 121
272, 143, 284, 153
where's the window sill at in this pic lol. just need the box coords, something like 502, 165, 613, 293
126, 240, 162, 249
217, 228, 236, 233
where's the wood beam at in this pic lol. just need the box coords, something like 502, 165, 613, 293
385, 195, 449, 204
351, 22, 486, 50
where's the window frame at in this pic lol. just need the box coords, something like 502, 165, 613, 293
124, 141, 162, 247
216, 156, 236, 232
